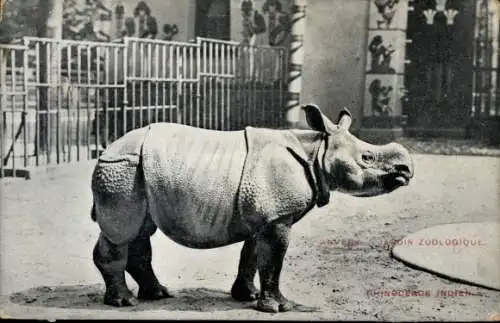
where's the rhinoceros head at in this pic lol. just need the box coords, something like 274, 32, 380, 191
302, 104, 414, 198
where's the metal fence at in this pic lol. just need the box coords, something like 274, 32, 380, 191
0, 36, 288, 178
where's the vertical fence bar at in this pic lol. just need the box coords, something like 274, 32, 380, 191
220, 43, 226, 131
252, 46, 258, 126
231, 45, 237, 130
202, 41, 207, 128
260, 48, 265, 127
182, 45, 187, 125
121, 39, 127, 136
66, 45, 72, 162
222, 44, 226, 130
175, 45, 181, 124
245, 44, 250, 127
45, 42, 52, 164
161, 44, 167, 122
122, 38, 128, 140
147, 41, 152, 126
274, 48, 279, 127
235, 45, 242, 129
209, 41, 214, 129
227, 43, 232, 130
249, 46, 254, 127
95, 45, 101, 156
169, 44, 174, 122
184, 44, 188, 126
0, 47, 4, 177
240, 44, 245, 128
104, 45, 110, 149
276, 47, 281, 127
247, 45, 252, 127
10, 49, 16, 172
280, 48, 287, 128
242, 43, 247, 127
154, 43, 159, 123
196, 39, 201, 128
76, 44, 81, 161
214, 42, 219, 129
249, 45, 254, 126
55, 41, 61, 164
279, 48, 284, 126
34, 41, 40, 166
61, 45, 72, 162
189, 45, 194, 126
86, 45, 91, 160
113, 46, 118, 144
267, 47, 274, 127
23, 44, 29, 167
139, 42, 144, 127
131, 40, 137, 130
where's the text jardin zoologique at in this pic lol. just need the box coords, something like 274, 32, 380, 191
366, 289, 480, 297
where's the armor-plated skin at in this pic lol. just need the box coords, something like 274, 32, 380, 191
90, 105, 414, 313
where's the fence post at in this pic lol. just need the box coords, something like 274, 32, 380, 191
285, 0, 307, 128
122, 37, 128, 140
196, 38, 201, 128
0, 47, 4, 178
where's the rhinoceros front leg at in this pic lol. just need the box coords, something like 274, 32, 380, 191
93, 233, 139, 307
125, 217, 173, 300
255, 222, 293, 313
231, 238, 259, 301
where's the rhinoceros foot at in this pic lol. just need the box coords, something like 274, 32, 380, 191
256, 295, 293, 313
103, 289, 139, 307
138, 284, 174, 300
231, 278, 259, 301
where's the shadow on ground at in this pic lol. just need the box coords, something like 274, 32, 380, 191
8, 284, 320, 313
9, 284, 254, 312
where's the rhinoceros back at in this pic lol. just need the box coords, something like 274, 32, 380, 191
141, 123, 247, 248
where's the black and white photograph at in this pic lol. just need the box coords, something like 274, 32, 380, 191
0, 0, 499, 320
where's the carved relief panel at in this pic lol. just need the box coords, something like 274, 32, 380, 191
366, 30, 406, 74
364, 74, 405, 117
364, 0, 409, 118
369, 0, 409, 30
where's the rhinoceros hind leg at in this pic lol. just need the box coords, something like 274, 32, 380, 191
93, 233, 139, 307
231, 238, 259, 301
126, 216, 174, 301
254, 222, 294, 313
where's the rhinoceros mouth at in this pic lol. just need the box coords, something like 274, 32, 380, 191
383, 172, 411, 191
394, 175, 409, 186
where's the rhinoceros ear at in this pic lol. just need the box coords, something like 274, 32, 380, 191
302, 104, 336, 133
337, 107, 352, 130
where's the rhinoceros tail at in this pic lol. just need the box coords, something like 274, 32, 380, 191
91, 203, 96, 222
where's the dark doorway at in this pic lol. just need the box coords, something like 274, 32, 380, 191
404, 0, 476, 137
195, 0, 231, 40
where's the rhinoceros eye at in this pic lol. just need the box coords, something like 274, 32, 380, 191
361, 151, 376, 164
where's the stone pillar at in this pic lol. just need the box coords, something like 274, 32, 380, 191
285, 0, 307, 128
45, 0, 63, 39
36, 0, 63, 155
359, 0, 410, 143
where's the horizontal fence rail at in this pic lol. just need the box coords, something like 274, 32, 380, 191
0, 36, 288, 178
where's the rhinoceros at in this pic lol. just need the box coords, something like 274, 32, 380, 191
90, 104, 414, 313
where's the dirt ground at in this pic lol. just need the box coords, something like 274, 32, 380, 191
0, 154, 499, 320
